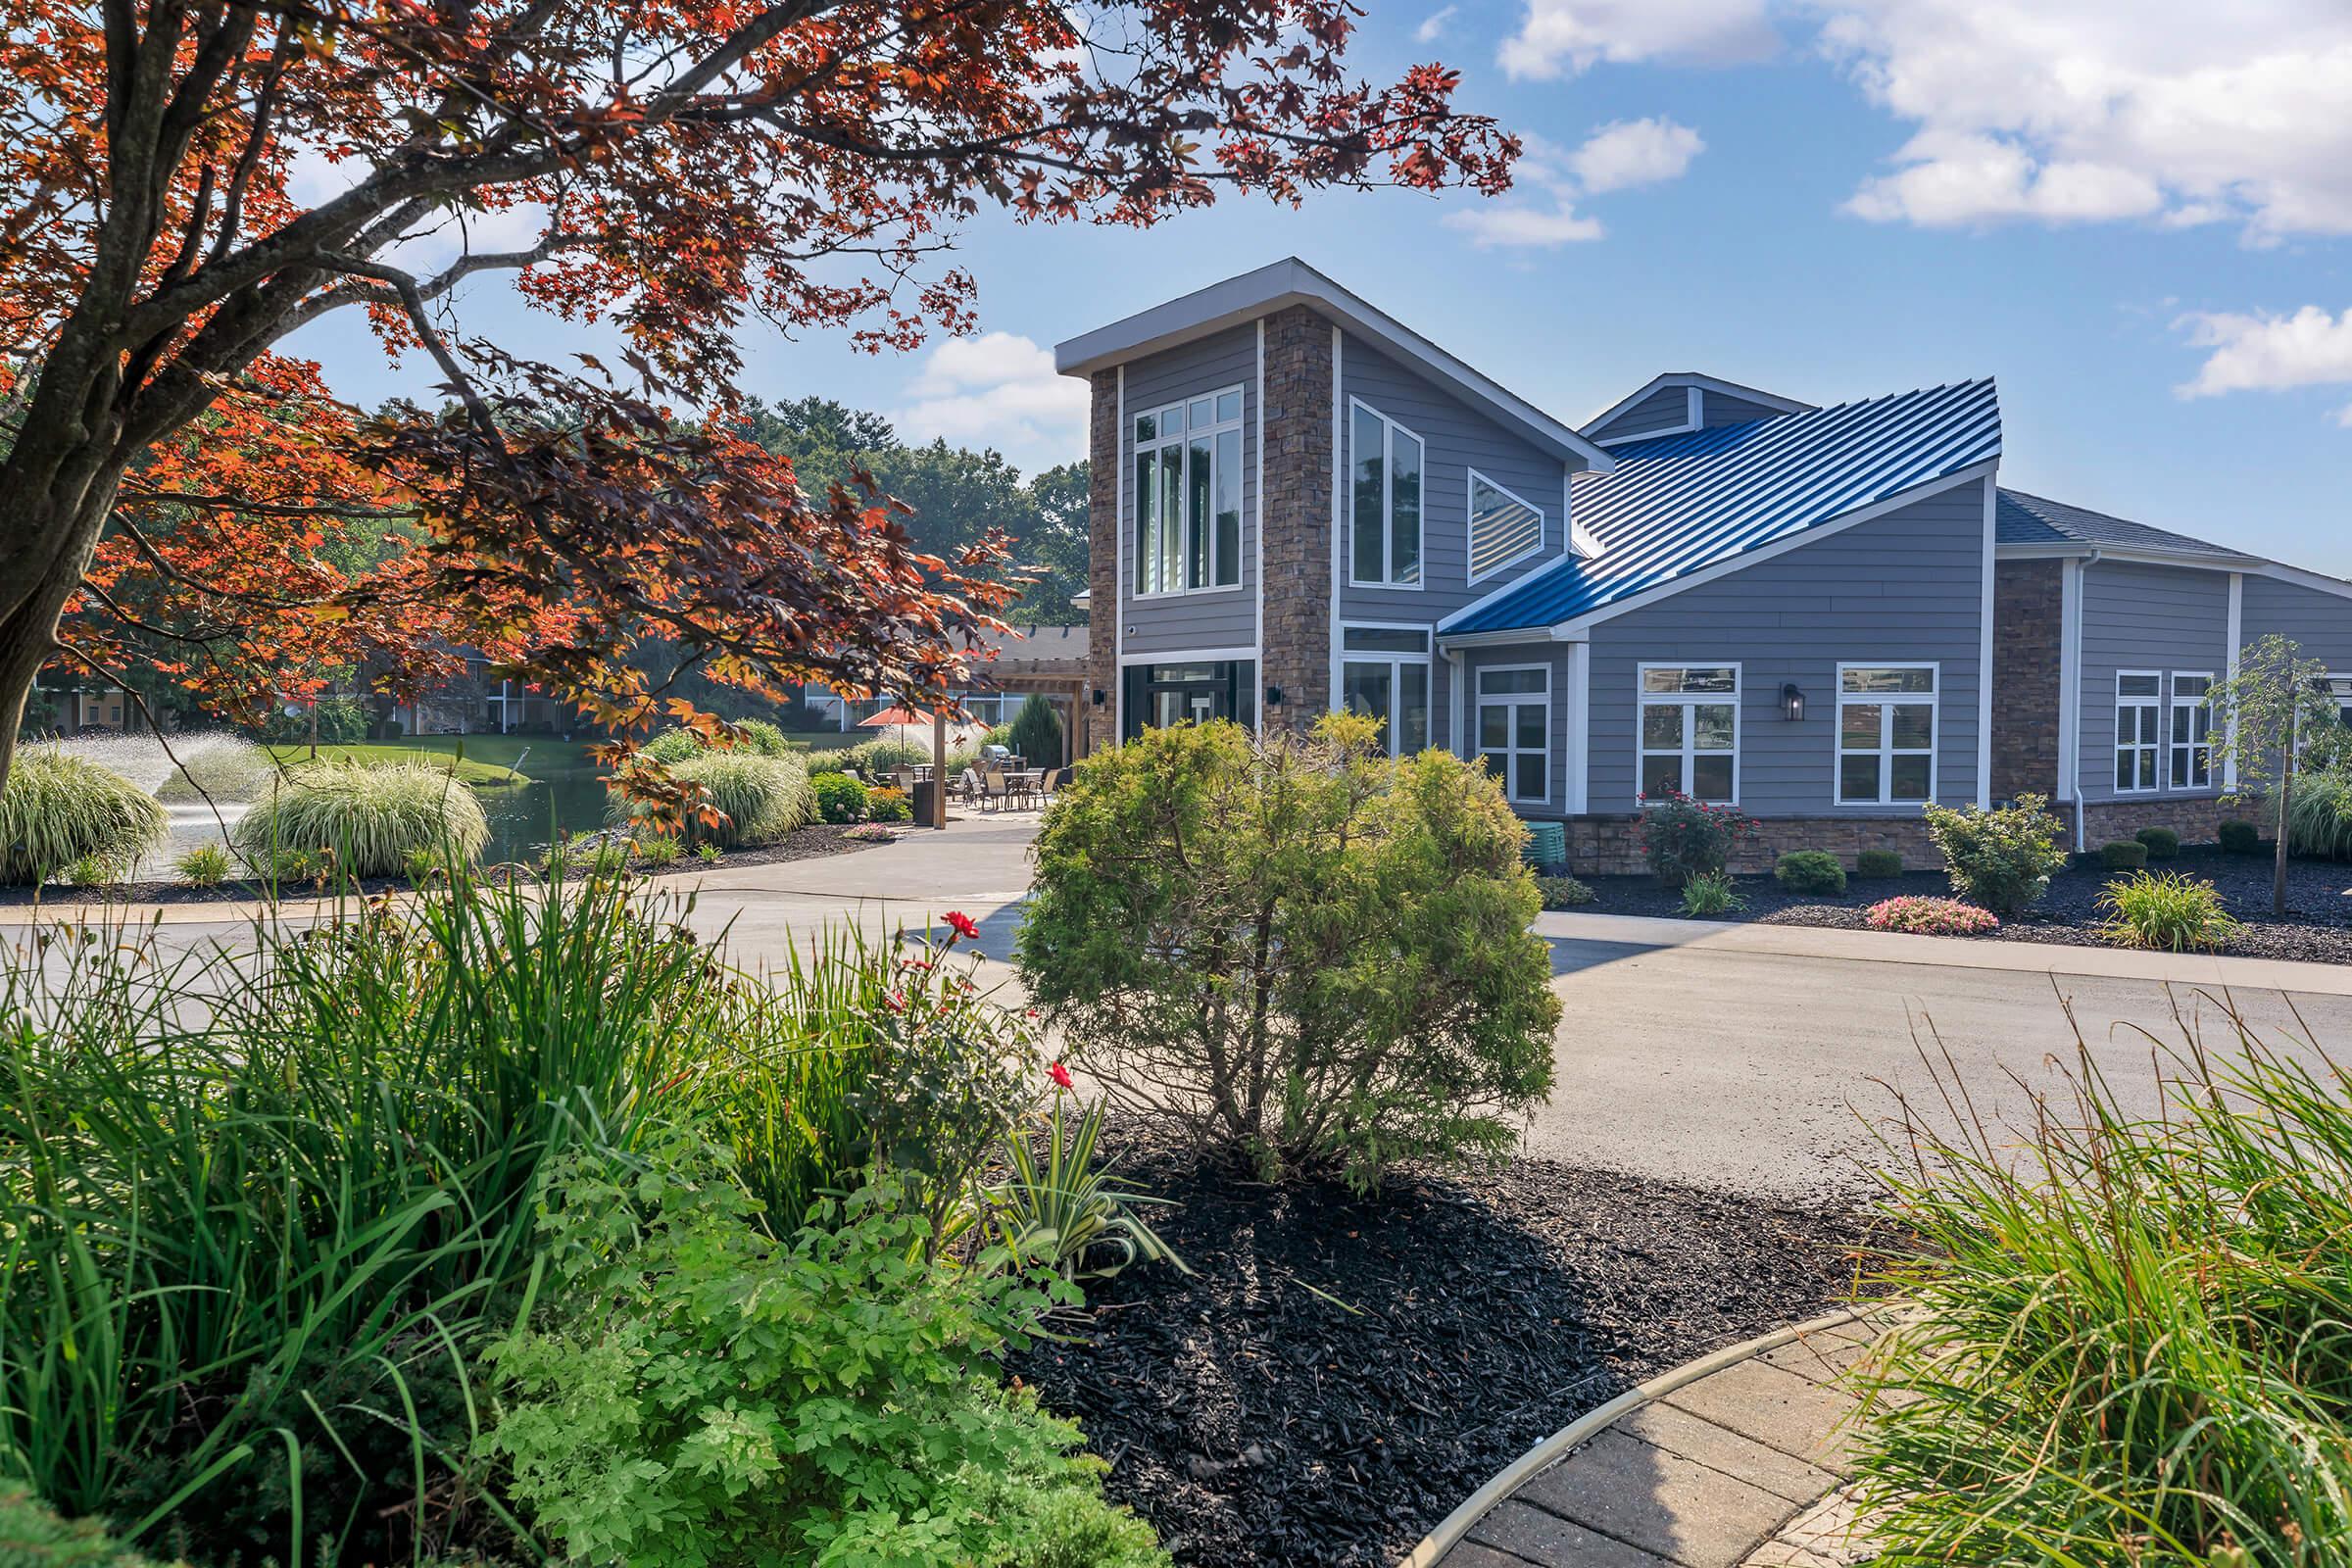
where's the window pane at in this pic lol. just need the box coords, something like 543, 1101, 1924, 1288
1391, 428, 1422, 584
1642, 706, 1683, 748
1891, 705, 1935, 750
1213, 429, 1242, 586
1516, 754, 1546, 801
2171, 705, 2193, 744
2176, 674, 2209, 700
1642, 667, 1688, 693
1343, 626, 1431, 654
1469, 473, 1544, 578
1841, 666, 1934, 694
1842, 754, 1882, 803
1890, 755, 1932, 801
1479, 751, 1506, 783
1516, 702, 1544, 751
1342, 662, 1392, 732
1351, 406, 1385, 581
1399, 664, 1430, 754
2119, 674, 2160, 698
1187, 436, 1211, 589
1840, 703, 1882, 749
1480, 707, 1508, 749
2171, 749, 2190, 788
1134, 413, 1155, 443
1215, 390, 1242, 423
1692, 704, 1736, 750
1641, 754, 1684, 799
1690, 754, 1734, 802
1134, 449, 1158, 594
1158, 446, 1184, 592
2137, 752, 2157, 790
2117, 751, 2135, 791
1480, 667, 1545, 695
1189, 396, 1212, 429
1682, 666, 1737, 693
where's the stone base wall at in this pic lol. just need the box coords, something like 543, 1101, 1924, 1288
1990, 560, 2063, 801
1082, 368, 1121, 757
1558, 814, 1941, 877
2078, 795, 2230, 850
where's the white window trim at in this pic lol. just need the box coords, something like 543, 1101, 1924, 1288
2115, 669, 2163, 796
1476, 662, 1551, 805
2169, 670, 2215, 792
1132, 382, 1248, 601
1636, 662, 1741, 807
1834, 662, 1940, 808
1464, 467, 1547, 585
1340, 621, 1435, 759
1346, 396, 1427, 591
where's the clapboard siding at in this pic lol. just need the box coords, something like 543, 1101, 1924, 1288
1584, 479, 1990, 814
2241, 574, 2352, 671
2075, 562, 2231, 804
1588, 384, 1690, 442
1703, 392, 1789, 428
1117, 325, 1259, 658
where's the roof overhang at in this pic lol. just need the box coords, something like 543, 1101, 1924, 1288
1996, 541, 2263, 571
1054, 258, 1616, 472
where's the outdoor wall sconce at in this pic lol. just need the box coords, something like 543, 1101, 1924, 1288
1090, 688, 1106, 707
1780, 682, 1806, 722
1265, 684, 1286, 708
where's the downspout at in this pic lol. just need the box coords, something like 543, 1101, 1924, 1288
2072, 548, 2100, 852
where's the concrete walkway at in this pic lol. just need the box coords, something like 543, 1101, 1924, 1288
1413, 1308, 1897, 1568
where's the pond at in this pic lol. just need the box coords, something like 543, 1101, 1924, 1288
472, 744, 615, 865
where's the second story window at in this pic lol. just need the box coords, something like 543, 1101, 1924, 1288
1135, 389, 1244, 596
1349, 400, 1423, 587
1468, 469, 1544, 581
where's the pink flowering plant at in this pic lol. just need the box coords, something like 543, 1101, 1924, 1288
1865, 896, 1999, 937
1639, 789, 1757, 887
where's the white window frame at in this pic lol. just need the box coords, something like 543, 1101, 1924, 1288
1476, 662, 1551, 805
1339, 622, 1434, 759
2115, 670, 2163, 795
1133, 385, 1247, 599
1346, 397, 1426, 590
1834, 662, 1940, 807
2169, 671, 2214, 792
1637, 662, 1741, 806
1465, 467, 1546, 584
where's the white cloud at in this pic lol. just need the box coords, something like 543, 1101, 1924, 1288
2176, 308, 2352, 415
1501, 0, 1776, 81
1446, 204, 1608, 247
892, 331, 1088, 457
1415, 5, 1458, 43
1569, 118, 1707, 194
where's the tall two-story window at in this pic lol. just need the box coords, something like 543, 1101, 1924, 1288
1134, 389, 1244, 595
1349, 400, 1422, 587
1340, 626, 1431, 757
1477, 665, 1548, 803
1467, 469, 1544, 582
2116, 672, 2162, 793
1837, 664, 1936, 805
1639, 664, 1739, 803
2170, 673, 2213, 789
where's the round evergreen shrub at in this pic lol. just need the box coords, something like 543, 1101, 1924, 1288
1774, 850, 1847, 895
2219, 818, 2263, 856
811, 772, 870, 825
2133, 824, 2181, 860
1007, 693, 1064, 768
736, 718, 791, 757
0, 746, 167, 884
2099, 839, 2149, 871
1538, 874, 1595, 909
1922, 795, 2069, 915
233, 762, 489, 878
1855, 848, 1904, 878
642, 726, 705, 763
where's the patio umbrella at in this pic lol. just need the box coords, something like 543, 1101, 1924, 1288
859, 704, 937, 729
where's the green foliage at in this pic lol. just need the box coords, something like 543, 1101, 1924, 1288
843, 736, 931, 777
1017, 714, 1560, 1192
0, 747, 166, 885
172, 843, 230, 886
2210, 633, 2338, 831
642, 726, 705, 763
1922, 793, 2068, 915
232, 760, 489, 877
2098, 870, 2239, 952
804, 751, 851, 777
2286, 767, 2352, 859
1008, 694, 1063, 769
614, 753, 812, 848
1679, 868, 1744, 917
1855, 848, 1904, 878
2098, 838, 2148, 870
1637, 790, 1753, 886
697, 842, 723, 863
1773, 850, 1846, 895
735, 718, 791, 757
1853, 1023, 2352, 1565
480, 1134, 1163, 1568
646, 719, 790, 763
635, 833, 681, 866
811, 772, 870, 824
2221, 818, 2263, 855
65, 856, 115, 887
2133, 824, 2181, 859
1537, 874, 1595, 909
0, 1482, 181, 1568
865, 785, 913, 822
988, 1096, 1187, 1282
1865, 896, 1998, 936
402, 842, 453, 887
254, 696, 368, 745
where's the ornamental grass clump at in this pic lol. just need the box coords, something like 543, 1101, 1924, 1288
612, 751, 813, 847
0, 746, 165, 884
2098, 869, 2239, 952
232, 760, 487, 877
1852, 1016, 2352, 1566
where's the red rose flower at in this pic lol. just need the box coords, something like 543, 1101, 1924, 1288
943, 909, 980, 941
1049, 1060, 1074, 1091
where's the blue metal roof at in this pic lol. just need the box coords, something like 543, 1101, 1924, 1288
1995, 489, 2260, 563
1443, 378, 2003, 636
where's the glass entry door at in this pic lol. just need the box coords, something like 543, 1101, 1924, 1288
1122, 661, 1256, 740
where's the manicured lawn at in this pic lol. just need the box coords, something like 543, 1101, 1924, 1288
264, 735, 597, 787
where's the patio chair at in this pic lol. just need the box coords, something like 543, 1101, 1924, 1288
981, 767, 1011, 811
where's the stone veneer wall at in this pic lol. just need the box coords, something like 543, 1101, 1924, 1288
1256, 305, 1334, 732
1560, 815, 1941, 877
1990, 560, 2062, 802
2079, 795, 2230, 849
1082, 368, 1121, 756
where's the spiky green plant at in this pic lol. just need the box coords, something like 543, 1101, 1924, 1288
2286, 765, 2352, 860
172, 843, 231, 887
2096, 869, 2239, 952
231, 760, 488, 878
0, 747, 166, 885
988, 1095, 1186, 1281
610, 752, 812, 847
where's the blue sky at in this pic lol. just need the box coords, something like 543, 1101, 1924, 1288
288, 0, 2352, 573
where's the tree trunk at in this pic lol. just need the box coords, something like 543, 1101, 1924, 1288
0, 483, 122, 790
2276, 746, 2294, 918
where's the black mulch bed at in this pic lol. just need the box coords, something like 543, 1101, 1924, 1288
1565, 847, 2352, 963
1007, 1137, 1882, 1568
0, 821, 882, 907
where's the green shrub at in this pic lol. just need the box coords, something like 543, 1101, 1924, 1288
1679, 868, 1745, 917
2098, 870, 2238, 952
1922, 793, 2068, 915
2220, 817, 2263, 856
1773, 850, 1846, 895
641, 726, 705, 763
2099, 838, 2148, 870
697, 842, 723, 863
635, 833, 681, 866
254, 695, 367, 745
172, 843, 230, 887
1638, 790, 1754, 886
612, 752, 813, 848
481, 1135, 1166, 1568
0, 747, 167, 885
2133, 824, 2181, 860
845, 736, 933, 778
232, 761, 488, 878
1855, 848, 1903, 878
1852, 1025, 2352, 1566
1537, 874, 1595, 909
1008, 693, 1064, 768
736, 717, 790, 757
2287, 767, 2352, 859
402, 843, 452, 887
812, 771, 870, 824
805, 750, 852, 777
1865, 896, 1997, 936
1018, 714, 1560, 1192
867, 784, 914, 822
0, 1481, 181, 1567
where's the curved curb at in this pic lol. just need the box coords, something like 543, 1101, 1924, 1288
1396, 1304, 1881, 1568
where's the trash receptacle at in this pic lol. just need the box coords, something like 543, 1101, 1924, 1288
911, 778, 939, 825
